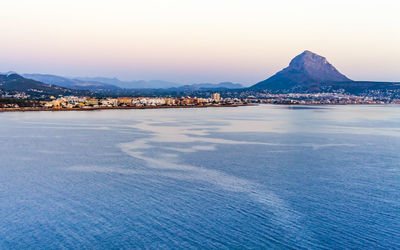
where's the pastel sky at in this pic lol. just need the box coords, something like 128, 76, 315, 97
0, 0, 399, 85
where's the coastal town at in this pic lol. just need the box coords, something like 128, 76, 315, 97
1, 91, 399, 111
0, 93, 248, 111
252, 92, 400, 105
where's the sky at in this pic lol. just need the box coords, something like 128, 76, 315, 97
0, 0, 399, 85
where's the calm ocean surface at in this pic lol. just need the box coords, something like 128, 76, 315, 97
0, 105, 399, 249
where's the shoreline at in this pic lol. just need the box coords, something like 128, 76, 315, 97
0, 104, 251, 112
1, 103, 397, 113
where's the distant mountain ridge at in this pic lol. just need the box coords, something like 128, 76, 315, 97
23, 74, 120, 91
5, 51, 399, 97
251, 50, 351, 91
24, 74, 244, 90
176, 82, 243, 91
74, 77, 182, 89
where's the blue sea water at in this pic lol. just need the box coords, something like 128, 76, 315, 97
0, 105, 399, 249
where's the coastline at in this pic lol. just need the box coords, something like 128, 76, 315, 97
1, 103, 397, 113
0, 104, 252, 112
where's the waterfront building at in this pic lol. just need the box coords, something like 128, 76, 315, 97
118, 97, 133, 106
212, 93, 221, 102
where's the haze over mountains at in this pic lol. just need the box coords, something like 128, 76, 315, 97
172, 82, 243, 91
1, 50, 399, 98
23, 74, 120, 91
74, 77, 181, 89
23, 74, 244, 91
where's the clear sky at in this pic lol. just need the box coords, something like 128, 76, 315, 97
0, 0, 399, 85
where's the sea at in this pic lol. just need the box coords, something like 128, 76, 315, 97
0, 105, 399, 249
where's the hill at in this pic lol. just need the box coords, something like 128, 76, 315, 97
0, 72, 87, 98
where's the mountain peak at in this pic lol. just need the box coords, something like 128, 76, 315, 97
289, 50, 331, 73
251, 50, 351, 91
297, 50, 316, 57
293, 50, 324, 60
1, 71, 18, 77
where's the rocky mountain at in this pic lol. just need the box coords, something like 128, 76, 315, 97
251, 50, 351, 91
1, 73, 87, 97
23, 74, 120, 91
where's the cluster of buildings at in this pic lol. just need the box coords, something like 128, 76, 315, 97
40, 93, 243, 109
2, 91, 399, 111
0, 103, 21, 108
